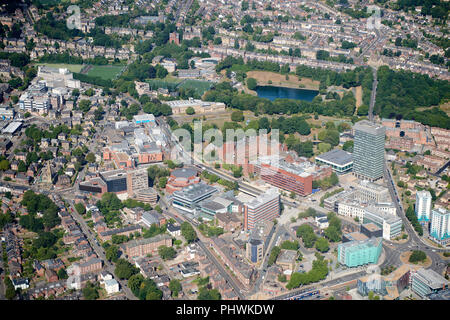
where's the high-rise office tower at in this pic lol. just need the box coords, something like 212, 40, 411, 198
353, 120, 386, 181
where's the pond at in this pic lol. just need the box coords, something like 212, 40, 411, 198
255, 85, 319, 102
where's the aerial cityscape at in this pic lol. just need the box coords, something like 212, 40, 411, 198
0, 0, 449, 303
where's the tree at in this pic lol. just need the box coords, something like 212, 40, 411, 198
186, 107, 195, 115
158, 176, 168, 189
231, 110, 244, 122
232, 166, 243, 178
318, 142, 331, 153
57, 268, 68, 280
197, 287, 221, 300
78, 100, 92, 113
106, 244, 120, 262
86, 153, 96, 163
315, 237, 330, 253
42, 207, 60, 230
0, 159, 10, 171
158, 245, 177, 260
247, 78, 257, 90
181, 222, 197, 243
4, 277, 16, 300
82, 281, 99, 300
17, 160, 27, 172
280, 240, 299, 250
155, 64, 168, 78
268, 246, 281, 266
85, 88, 94, 97
169, 279, 182, 297
343, 140, 354, 152
128, 274, 144, 294
278, 274, 287, 282
74, 203, 86, 215
115, 258, 139, 280
324, 213, 342, 242
409, 250, 426, 263
357, 104, 369, 116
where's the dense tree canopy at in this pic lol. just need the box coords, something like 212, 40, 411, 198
375, 66, 450, 128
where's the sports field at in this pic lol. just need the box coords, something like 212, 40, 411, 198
35, 63, 84, 73
178, 79, 213, 96
146, 78, 214, 96
85, 65, 124, 80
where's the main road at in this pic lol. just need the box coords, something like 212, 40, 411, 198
368, 67, 377, 122
384, 164, 448, 274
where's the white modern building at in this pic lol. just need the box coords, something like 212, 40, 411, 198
355, 180, 390, 203
133, 114, 155, 124
430, 207, 450, 246
338, 200, 396, 221
363, 206, 402, 240
415, 190, 432, 224
37, 65, 81, 89
104, 278, 120, 294
338, 200, 366, 221
0, 106, 14, 120
18, 81, 53, 114
244, 188, 280, 230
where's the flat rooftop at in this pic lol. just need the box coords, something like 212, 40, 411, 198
428, 289, 450, 300
358, 180, 388, 192
340, 236, 381, 250
277, 249, 297, 264
2, 121, 22, 134
100, 169, 127, 181
315, 148, 353, 166
362, 222, 381, 232
171, 168, 197, 179
353, 120, 386, 136
344, 232, 369, 242
415, 268, 449, 290
173, 183, 217, 202
246, 188, 280, 210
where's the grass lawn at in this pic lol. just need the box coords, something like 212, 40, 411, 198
34, 63, 84, 73
86, 65, 124, 80
246, 70, 320, 90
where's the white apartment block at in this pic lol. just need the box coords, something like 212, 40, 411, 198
430, 208, 450, 246
415, 190, 432, 223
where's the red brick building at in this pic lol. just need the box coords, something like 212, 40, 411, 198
123, 234, 172, 258
258, 163, 313, 196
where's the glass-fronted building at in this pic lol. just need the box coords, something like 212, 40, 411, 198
100, 169, 128, 193
337, 237, 382, 267
411, 268, 449, 298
